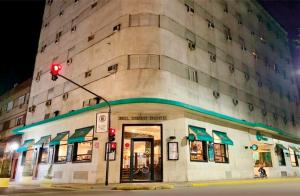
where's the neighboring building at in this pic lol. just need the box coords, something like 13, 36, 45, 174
0, 79, 31, 180
13, 0, 300, 184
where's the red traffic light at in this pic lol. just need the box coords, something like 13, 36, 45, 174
110, 142, 117, 151
50, 63, 62, 76
109, 128, 116, 136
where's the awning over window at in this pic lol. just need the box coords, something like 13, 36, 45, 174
289, 146, 300, 155
276, 144, 288, 151
213, 131, 234, 145
49, 132, 68, 146
34, 135, 51, 148
16, 139, 34, 153
68, 127, 93, 144
189, 125, 213, 142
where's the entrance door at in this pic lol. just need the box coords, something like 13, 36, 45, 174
129, 138, 154, 182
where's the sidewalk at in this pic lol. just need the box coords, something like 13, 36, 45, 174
9, 177, 300, 191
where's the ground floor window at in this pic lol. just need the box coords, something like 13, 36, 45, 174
277, 148, 286, 166
289, 148, 299, 167
213, 143, 229, 163
71, 127, 94, 162
36, 136, 51, 164
73, 141, 93, 161
39, 148, 49, 163
54, 144, 68, 163
190, 141, 207, 161
253, 151, 273, 167
51, 132, 69, 163
21, 150, 34, 166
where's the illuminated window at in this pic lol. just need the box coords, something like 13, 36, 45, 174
72, 127, 94, 162
253, 151, 273, 167
213, 143, 228, 163
190, 141, 207, 161
289, 147, 299, 167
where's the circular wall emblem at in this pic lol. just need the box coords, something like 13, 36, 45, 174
99, 114, 107, 122
250, 144, 258, 151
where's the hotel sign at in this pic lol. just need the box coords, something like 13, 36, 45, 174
118, 116, 167, 121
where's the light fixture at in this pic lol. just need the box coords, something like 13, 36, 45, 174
9, 142, 19, 152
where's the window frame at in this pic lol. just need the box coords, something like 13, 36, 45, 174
53, 132, 69, 164
289, 148, 299, 167
189, 140, 208, 162
37, 136, 51, 164
213, 143, 229, 163
72, 127, 94, 163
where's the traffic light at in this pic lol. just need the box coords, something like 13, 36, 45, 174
110, 142, 117, 152
50, 63, 62, 81
108, 128, 116, 141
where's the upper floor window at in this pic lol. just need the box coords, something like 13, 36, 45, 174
224, 25, 232, 41
6, 101, 13, 112
187, 67, 198, 83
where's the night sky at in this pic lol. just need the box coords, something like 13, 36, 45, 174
0, 0, 300, 95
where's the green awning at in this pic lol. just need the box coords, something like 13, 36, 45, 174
213, 131, 234, 145
16, 139, 34, 153
68, 127, 93, 144
289, 146, 300, 155
276, 144, 288, 151
34, 135, 51, 148
49, 132, 68, 146
189, 125, 213, 142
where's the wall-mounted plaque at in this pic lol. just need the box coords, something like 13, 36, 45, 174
168, 142, 179, 160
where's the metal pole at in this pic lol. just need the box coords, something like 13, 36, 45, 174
57, 74, 111, 186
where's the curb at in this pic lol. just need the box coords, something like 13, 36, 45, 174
192, 178, 300, 187
112, 184, 174, 190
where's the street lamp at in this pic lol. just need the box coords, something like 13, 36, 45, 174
50, 63, 112, 186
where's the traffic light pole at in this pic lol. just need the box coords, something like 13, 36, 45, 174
56, 74, 111, 186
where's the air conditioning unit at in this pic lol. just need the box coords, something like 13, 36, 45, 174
232, 98, 238, 106
28, 105, 36, 113
188, 40, 196, 50
258, 81, 263, 87
54, 110, 60, 117
108, 64, 118, 73
45, 100, 52, 106
213, 90, 220, 99
67, 58, 73, 65
226, 35, 232, 41
71, 25, 77, 32
113, 24, 121, 32
244, 72, 250, 81
229, 64, 235, 73
85, 70, 92, 78
210, 54, 216, 62
63, 92, 69, 100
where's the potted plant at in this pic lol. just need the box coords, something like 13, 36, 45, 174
0, 159, 11, 188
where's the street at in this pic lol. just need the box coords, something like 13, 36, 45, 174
3, 181, 300, 196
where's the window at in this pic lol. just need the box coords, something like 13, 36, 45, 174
213, 143, 228, 163
208, 43, 216, 62
236, 12, 242, 24
22, 150, 34, 166
222, 1, 228, 13
190, 140, 207, 161
289, 148, 299, 167
16, 115, 25, 126
239, 37, 246, 51
36, 136, 51, 164
224, 25, 232, 40
53, 133, 69, 163
185, 3, 194, 13
276, 146, 286, 166
213, 131, 232, 163
188, 68, 198, 82
7, 101, 13, 112
3, 120, 10, 130
207, 19, 215, 29
18, 95, 25, 106
72, 127, 94, 162
55, 31, 62, 43
253, 151, 273, 167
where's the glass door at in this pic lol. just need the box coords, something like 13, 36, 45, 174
129, 138, 154, 182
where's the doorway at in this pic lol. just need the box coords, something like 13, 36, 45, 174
121, 125, 162, 182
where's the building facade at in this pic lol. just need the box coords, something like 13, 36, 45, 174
13, 0, 300, 184
0, 79, 31, 180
